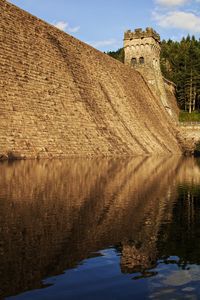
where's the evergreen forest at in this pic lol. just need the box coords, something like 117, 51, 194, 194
107, 36, 200, 114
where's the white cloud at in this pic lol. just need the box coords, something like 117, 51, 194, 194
68, 26, 80, 33
156, 0, 189, 6
155, 0, 189, 7
87, 39, 117, 48
153, 10, 200, 32
53, 21, 80, 33
53, 21, 68, 31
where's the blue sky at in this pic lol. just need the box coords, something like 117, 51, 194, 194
8, 0, 200, 51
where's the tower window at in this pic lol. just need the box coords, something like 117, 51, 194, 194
131, 57, 137, 65
139, 57, 145, 64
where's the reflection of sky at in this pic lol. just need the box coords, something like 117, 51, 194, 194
7, 249, 149, 300
7, 251, 200, 300
148, 259, 200, 300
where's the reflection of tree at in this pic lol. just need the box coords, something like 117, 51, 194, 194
157, 184, 200, 267
118, 157, 200, 278
120, 158, 200, 279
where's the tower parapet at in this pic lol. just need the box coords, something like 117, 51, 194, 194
124, 27, 160, 42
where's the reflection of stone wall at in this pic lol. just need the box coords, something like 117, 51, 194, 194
0, 157, 181, 297
0, 159, 116, 297
176, 157, 200, 185
0, 1, 181, 158
130, 157, 200, 275
119, 156, 182, 275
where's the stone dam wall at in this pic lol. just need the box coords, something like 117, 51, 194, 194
0, 0, 181, 158
177, 123, 200, 154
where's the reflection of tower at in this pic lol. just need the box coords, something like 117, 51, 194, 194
120, 240, 157, 275
124, 28, 172, 115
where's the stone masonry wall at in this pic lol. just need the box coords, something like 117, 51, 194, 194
164, 81, 179, 121
0, 0, 181, 158
178, 124, 200, 154
124, 28, 173, 117
179, 124, 200, 141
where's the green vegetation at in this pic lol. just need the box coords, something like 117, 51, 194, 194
107, 35, 200, 114
107, 48, 124, 63
161, 36, 200, 113
179, 111, 200, 122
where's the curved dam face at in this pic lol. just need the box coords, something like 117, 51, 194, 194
0, 0, 181, 158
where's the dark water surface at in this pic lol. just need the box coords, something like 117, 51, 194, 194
1, 156, 200, 299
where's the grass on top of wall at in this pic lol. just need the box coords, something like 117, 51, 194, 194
179, 111, 200, 122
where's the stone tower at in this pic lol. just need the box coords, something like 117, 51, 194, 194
124, 28, 172, 115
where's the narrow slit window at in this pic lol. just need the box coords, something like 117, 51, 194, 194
131, 57, 137, 65
139, 57, 144, 64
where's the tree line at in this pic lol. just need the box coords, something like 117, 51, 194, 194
107, 36, 200, 113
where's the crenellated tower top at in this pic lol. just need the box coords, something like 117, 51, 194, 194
124, 27, 160, 42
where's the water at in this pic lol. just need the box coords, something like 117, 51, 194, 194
1, 156, 200, 299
